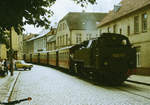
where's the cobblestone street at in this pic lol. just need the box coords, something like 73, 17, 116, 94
9, 65, 150, 105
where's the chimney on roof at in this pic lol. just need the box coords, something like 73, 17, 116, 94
114, 3, 122, 12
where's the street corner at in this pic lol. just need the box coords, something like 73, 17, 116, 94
0, 71, 20, 103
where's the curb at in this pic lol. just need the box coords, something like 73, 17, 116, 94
4, 72, 20, 102
126, 80, 150, 86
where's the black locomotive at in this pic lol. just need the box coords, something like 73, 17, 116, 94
24, 33, 136, 85
70, 33, 136, 84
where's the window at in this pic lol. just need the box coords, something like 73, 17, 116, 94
142, 13, 147, 32
63, 23, 66, 30
113, 24, 116, 33
59, 24, 61, 31
136, 47, 141, 67
86, 34, 89, 40
86, 34, 92, 40
57, 37, 59, 46
127, 25, 130, 36
76, 34, 82, 44
119, 28, 122, 34
66, 34, 68, 45
63, 35, 65, 45
134, 16, 139, 33
60, 36, 62, 46
107, 27, 110, 33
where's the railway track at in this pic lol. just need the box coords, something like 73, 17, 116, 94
115, 86, 150, 100
126, 80, 150, 86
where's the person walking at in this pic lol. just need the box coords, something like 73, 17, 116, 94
4, 59, 8, 75
0, 59, 6, 76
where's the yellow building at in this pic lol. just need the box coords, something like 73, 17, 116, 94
23, 34, 35, 54
46, 28, 56, 51
98, 0, 150, 75
0, 27, 23, 60
0, 44, 7, 59
11, 27, 23, 60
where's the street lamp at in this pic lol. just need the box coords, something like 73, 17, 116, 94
10, 28, 13, 76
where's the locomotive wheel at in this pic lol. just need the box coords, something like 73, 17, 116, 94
74, 63, 78, 74
89, 71, 94, 80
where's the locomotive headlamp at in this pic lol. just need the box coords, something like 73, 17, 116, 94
104, 61, 108, 66
122, 40, 127, 45
70, 54, 74, 58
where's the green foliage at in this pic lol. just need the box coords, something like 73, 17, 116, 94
0, 0, 96, 34
0, 28, 9, 48
74, 0, 96, 7
0, 0, 56, 34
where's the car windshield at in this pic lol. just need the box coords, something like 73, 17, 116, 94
20, 60, 26, 64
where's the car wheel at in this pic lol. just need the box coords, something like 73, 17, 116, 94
24, 67, 27, 70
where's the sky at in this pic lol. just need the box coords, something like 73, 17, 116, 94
23, 0, 122, 34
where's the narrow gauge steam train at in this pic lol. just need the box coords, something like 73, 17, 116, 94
24, 33, 136, 85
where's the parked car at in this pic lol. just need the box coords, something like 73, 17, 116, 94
15, 60, 33, 70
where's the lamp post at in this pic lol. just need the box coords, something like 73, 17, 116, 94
10, 28, 13, 76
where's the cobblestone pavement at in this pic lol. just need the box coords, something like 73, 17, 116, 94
0, 72, 19, 103
10, 65, 150, 105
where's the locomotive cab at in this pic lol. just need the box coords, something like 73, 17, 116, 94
95, 33, 136, 84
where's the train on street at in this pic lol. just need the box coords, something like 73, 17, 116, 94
24, 33, 136, 85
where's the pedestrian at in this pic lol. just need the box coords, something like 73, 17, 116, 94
4, 59, 8, 75
0, 59, 2, 75
13, 58, 16, 70
1, 59, 4, 71
0, 59, 6, 76
0, 58, 2, 71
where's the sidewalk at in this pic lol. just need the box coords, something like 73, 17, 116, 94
0, 71, 20, 103
127, 75, 150, 85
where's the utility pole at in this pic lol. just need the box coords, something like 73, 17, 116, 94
10, 27, 13, 76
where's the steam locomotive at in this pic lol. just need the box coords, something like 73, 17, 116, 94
24, 33, 136, 85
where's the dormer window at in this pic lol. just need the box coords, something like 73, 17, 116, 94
114, 4, 122, 12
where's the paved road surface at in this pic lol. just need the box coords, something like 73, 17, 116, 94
10, 65, 150, 105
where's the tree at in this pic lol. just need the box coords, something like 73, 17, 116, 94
0, 0, 96, 76
0, 0, 96, 34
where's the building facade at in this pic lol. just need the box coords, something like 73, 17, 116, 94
46, 28, 56, 51
56, 12, 107, 48
0, 44, 7, 59
23, 34, 36, 54
98, 0, 150, 75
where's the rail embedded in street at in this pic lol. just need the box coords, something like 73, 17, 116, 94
0, 97, 32, 105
